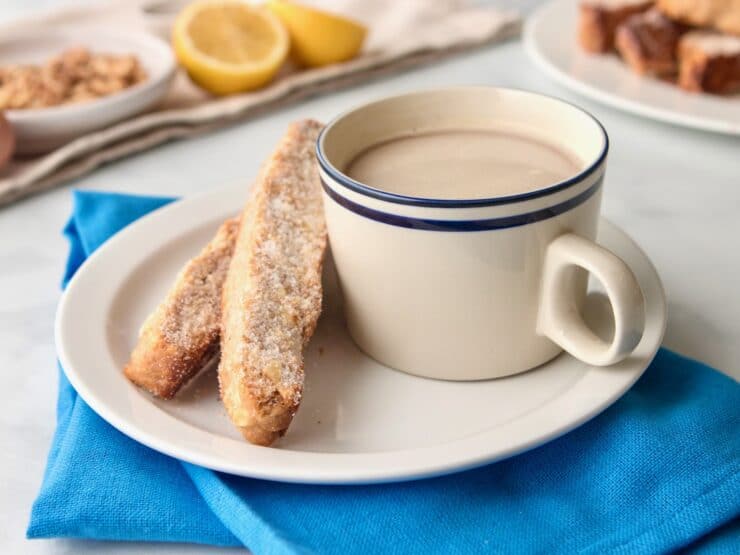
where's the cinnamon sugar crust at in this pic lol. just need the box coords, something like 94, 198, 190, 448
124, 217, 240, 399
218, 120, 327, 446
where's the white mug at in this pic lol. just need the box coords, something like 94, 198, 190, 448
317, 87, 645, 380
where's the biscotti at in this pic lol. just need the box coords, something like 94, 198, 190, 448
218, 120, 327, 446
616, 9, 687, 75
678, 30, 740, 93
657, 0, 740, 36
124, 217, 240, 399
579, 0, 654, 53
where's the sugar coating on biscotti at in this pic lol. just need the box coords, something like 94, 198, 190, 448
124, 217, 240, 399
218, 119, 327, 446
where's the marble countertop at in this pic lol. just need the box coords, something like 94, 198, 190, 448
1, 1, 738, 553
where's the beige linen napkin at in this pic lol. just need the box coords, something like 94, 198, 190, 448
0, 0, 520, 207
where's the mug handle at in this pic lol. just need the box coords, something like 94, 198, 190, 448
537, 233, 645, 366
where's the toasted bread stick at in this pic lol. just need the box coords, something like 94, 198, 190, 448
124, 217, 240, 399
219, 120, 326, 446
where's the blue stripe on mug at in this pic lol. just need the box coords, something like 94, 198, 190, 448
321, 177, 603, 232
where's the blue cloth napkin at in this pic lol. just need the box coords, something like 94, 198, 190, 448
29, 191, 740, 554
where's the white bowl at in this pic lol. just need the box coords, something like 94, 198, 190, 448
2, 28, 176, 154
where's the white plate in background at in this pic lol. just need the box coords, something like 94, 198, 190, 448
524, 0, 740, 136
55, 187, 666, 484
2, 28, 175, 153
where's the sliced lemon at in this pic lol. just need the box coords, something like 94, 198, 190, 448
173, 0, 289, 95
267, 0, 367, 68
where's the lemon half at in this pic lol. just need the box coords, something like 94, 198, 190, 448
173, 0, 289, 95
267, 0, 367, 68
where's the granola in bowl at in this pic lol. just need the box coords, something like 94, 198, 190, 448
0, 47, 147, 110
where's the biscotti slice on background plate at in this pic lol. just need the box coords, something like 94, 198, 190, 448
678, 31, 740, 93
657, 0, 740, 36
579, 0, 654, 53
616, 8, 687, 75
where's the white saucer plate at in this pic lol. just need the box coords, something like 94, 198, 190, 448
524, 0, 740, 136
56, 187, 666, 484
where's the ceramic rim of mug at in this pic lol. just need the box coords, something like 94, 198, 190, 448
316, 87, 609, 232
